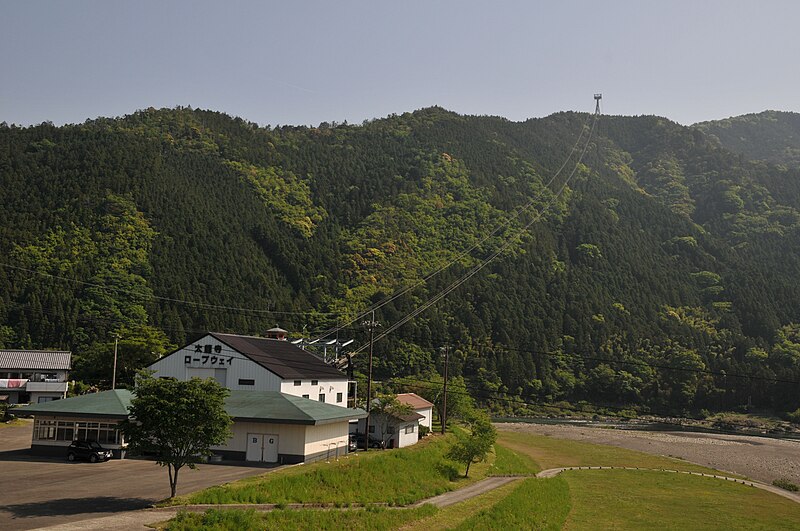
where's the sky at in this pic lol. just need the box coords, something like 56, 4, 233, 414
2, 1, 799, 127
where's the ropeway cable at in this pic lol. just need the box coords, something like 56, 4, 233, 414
313, 111, 595, 344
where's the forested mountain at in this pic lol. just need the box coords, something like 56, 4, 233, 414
695, 110, 800, 167
1, 107, 799, 417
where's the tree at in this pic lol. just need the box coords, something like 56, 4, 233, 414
446, 411, 497, 477
121, 375, 232, 498
410, 373, 475, 427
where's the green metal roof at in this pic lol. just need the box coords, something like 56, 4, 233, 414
226, 391, 366, 425
15, 389, 366, 425
15, 389, 132, 418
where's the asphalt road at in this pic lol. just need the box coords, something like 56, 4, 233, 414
0, 421, 276, 531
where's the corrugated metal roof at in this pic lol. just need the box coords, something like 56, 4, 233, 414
210, 333, 347, 380
0, 350, 72, 371
396, 393, 434, 410
16, 389, 367, 425
15, 389, 132, 418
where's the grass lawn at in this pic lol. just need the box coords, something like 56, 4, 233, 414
453, 477, 571, 530
401, 480, 522, 530
162, 506, 437, 531
488, 441, 539, 476
161, 426, 800, 530
497, 430, 718, 474
562, 469, 800, 530
170, 432, 495, 506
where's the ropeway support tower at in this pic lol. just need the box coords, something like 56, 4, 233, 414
594, 93, 602, 114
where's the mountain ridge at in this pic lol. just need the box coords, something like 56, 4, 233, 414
1, 106, 799, 417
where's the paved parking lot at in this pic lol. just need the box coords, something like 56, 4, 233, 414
0, 421, 277, 531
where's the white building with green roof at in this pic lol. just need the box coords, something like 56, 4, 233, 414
18, 389, 366, 463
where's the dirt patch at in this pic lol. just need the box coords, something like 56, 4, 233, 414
497, 423, 800, 486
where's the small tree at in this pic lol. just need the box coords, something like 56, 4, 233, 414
447, 411, 497, 478
121, 375, 232, 498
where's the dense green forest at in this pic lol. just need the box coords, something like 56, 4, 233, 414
1, 107, 799, 418
695, 110, 800, 167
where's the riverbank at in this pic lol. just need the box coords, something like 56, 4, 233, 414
497, 422, 800, 486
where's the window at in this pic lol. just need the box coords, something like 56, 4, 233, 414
405, 424, 416, 434
56, 421, 74, 441
302, 394, 309, 399
336, 392, 343, 403
294, 380, 301, 386
311, 380, 318, 386
97, 423, 120, 444
368, 425, 375, 433
238, 378, 255, 386
34, 419, 56, 440
76, 421, 100, 442
318, 393, 325, 403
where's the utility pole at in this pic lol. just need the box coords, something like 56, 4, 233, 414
362, 311, 379, 452
111, 334, 120, 390
441, 345, 449, 435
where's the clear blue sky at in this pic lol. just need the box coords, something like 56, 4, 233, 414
2, 1, 798, 127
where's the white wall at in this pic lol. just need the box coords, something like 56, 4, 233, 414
213, 419, 352, 460
304, 422, 349, 457
213, 420, 306, 457
355, 413, 419, 448
279, 379, 348, 406
415, 407, 433, 430
149, 335, 283, 391
395, 422, 418, 448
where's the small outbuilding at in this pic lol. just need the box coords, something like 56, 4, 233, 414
396, 393, 435, 430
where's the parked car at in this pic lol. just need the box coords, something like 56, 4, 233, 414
351, 433, 384, 450
67, 441, 113, 463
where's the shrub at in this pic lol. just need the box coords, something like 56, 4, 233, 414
772, 478, 799, 492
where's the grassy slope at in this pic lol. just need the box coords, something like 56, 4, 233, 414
172, 433, 495, 506
164, 506, 437, 531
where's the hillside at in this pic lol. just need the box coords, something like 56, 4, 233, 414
694, 110, 800, 167
1, 107, 799, 416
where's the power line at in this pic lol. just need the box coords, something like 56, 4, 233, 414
346, 107, 601, 357
311, 112, 596, 344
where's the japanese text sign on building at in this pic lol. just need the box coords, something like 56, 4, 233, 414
184, 344, 233, 366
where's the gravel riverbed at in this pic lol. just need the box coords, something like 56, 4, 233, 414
498, 422, 800, 485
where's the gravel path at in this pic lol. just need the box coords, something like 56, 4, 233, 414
411, 476, 522, 508
499, 422, 800, 485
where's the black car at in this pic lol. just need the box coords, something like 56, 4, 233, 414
351, 433, 383, 450
67, 441, 113, 462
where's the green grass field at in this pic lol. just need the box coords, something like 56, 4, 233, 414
453, 477, 571, 530
172, 432, 494, 506
162, 425, 800, 529
497, 430, 719, 474
163, 506, 437, 531
562, 469, 800, 530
